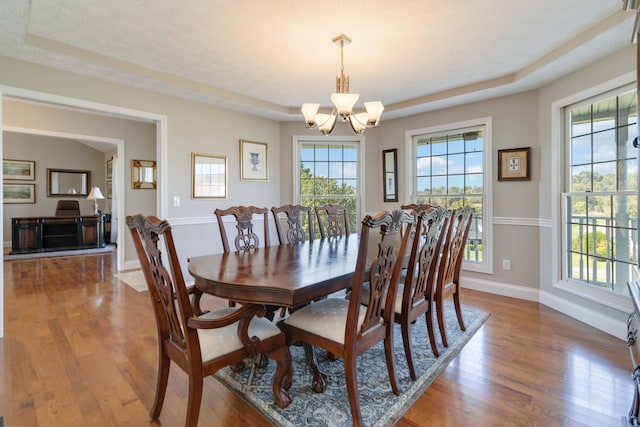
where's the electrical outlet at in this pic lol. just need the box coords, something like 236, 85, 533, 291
173, 196, 180, 207
502, 259, 511, 271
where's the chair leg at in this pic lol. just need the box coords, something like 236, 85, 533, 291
344, 354, 364, 427
425, 308, 440, 358
401, 321, 417, 381
453, 290, 466, 331
384, 331, 400, 395
150, 351, 171, 420
436, 297, 449, 348
185, 373, 203, 427
267, 345, 293, 409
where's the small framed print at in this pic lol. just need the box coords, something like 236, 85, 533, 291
106, 159, 113, 180
498, 147, 530, 181
106, 180, 112, 199
4, 183, 36, 204
382, 149, 398, 202
3, 159, 35, 181
240, 139, 268, 182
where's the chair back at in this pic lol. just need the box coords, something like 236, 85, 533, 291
55, 200, 81, 216
271, 204, 314, 244
127, 214, 199, 363
403, 206, 449, 309
438, 206, 474, 287
315, 203, 349, 238
346, 210, 414, 341
214, 205, 270, 252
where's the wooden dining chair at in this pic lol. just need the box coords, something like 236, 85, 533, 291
214, 205, 270, 252
314, 203, 349, 238
279, 210, 414, 426
434, 205, 474, 347
127, 214, 292, 427
394, 206, 449, 379
271, 204, 315, 244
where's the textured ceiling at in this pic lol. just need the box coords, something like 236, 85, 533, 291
0, 1, 636, 122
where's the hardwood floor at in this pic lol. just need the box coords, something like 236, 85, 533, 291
0, 252, 633, 426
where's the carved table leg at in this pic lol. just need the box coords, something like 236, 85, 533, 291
303, 343, 328, 393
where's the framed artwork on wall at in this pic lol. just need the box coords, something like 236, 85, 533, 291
192, 152, 228, 199
4, 183, 36, 204
106, 180, 112, 199
3, 159, 35, 181
498, 147, 531, 181
106, 159, 113, 180
382, 149, 398, 202
240, 139, 268, 182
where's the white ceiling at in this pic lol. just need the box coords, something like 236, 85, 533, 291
0, 0, 636, 123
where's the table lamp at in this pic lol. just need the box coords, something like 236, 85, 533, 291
87, 186, 105, 215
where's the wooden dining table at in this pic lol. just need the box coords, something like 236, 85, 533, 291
188, 235, 365, 393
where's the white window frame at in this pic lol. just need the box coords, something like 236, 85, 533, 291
292, 135, 365, 225
551, 72, 636, 312
405, 117, 493, 274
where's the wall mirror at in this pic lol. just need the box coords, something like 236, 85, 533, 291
131, 159, 156, 189
47, 168, 90, 197
192, 152, 227, 199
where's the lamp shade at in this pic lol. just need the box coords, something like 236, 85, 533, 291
331, 93, 359, 118
301, 103, 320, 127
87, 186, 105, 200
364, 101, 384, 126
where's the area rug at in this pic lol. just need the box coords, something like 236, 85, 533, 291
114, 270, 147, 292
4, 244, 115, 261
215, 302, 489, 427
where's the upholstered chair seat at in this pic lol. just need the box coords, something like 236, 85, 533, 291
197, 307, 283, 361
282, 298, 366, 344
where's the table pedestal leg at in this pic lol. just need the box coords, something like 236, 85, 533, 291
303, 343, 328, 393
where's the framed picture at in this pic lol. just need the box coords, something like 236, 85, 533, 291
383, 149, 398, 202
240, 139, 268, 182
498, 147, 531, 181
4, 183, 36, 204
3, 159, 35, 181
106, 180, 112, 199
192, 152, 228, 199
106, 159, 113, 180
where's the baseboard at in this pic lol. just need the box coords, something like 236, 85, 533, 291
462, 276, 628, 340
461, 276, 540, 302
122, 259, 140, 271
539, 290, 627, 341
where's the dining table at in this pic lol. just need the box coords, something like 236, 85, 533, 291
188, 235, 366, 392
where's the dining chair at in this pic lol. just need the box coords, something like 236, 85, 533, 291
214, 205, 270, 252
314, 203, 349, 238
271, 204, 315, 244
434, 205, 474, 347
279, 209, 414, 426
127, 214, 292, 427
394, 206, 449, 379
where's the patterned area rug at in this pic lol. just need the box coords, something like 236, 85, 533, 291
114, 270, 147, 292
215, 302, 489, 427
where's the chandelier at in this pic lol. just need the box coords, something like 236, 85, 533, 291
301, 34, 384, 135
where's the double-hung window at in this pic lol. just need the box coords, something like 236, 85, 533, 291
407, 118, 492, 273
563, 86, 638, 295
293, 136, 362, 237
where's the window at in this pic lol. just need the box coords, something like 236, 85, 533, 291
407, 118, 492, 273
563, 87, 638, 295
294, 136, 362, 237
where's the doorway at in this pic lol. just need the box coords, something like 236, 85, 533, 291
0, 85, 168, 338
